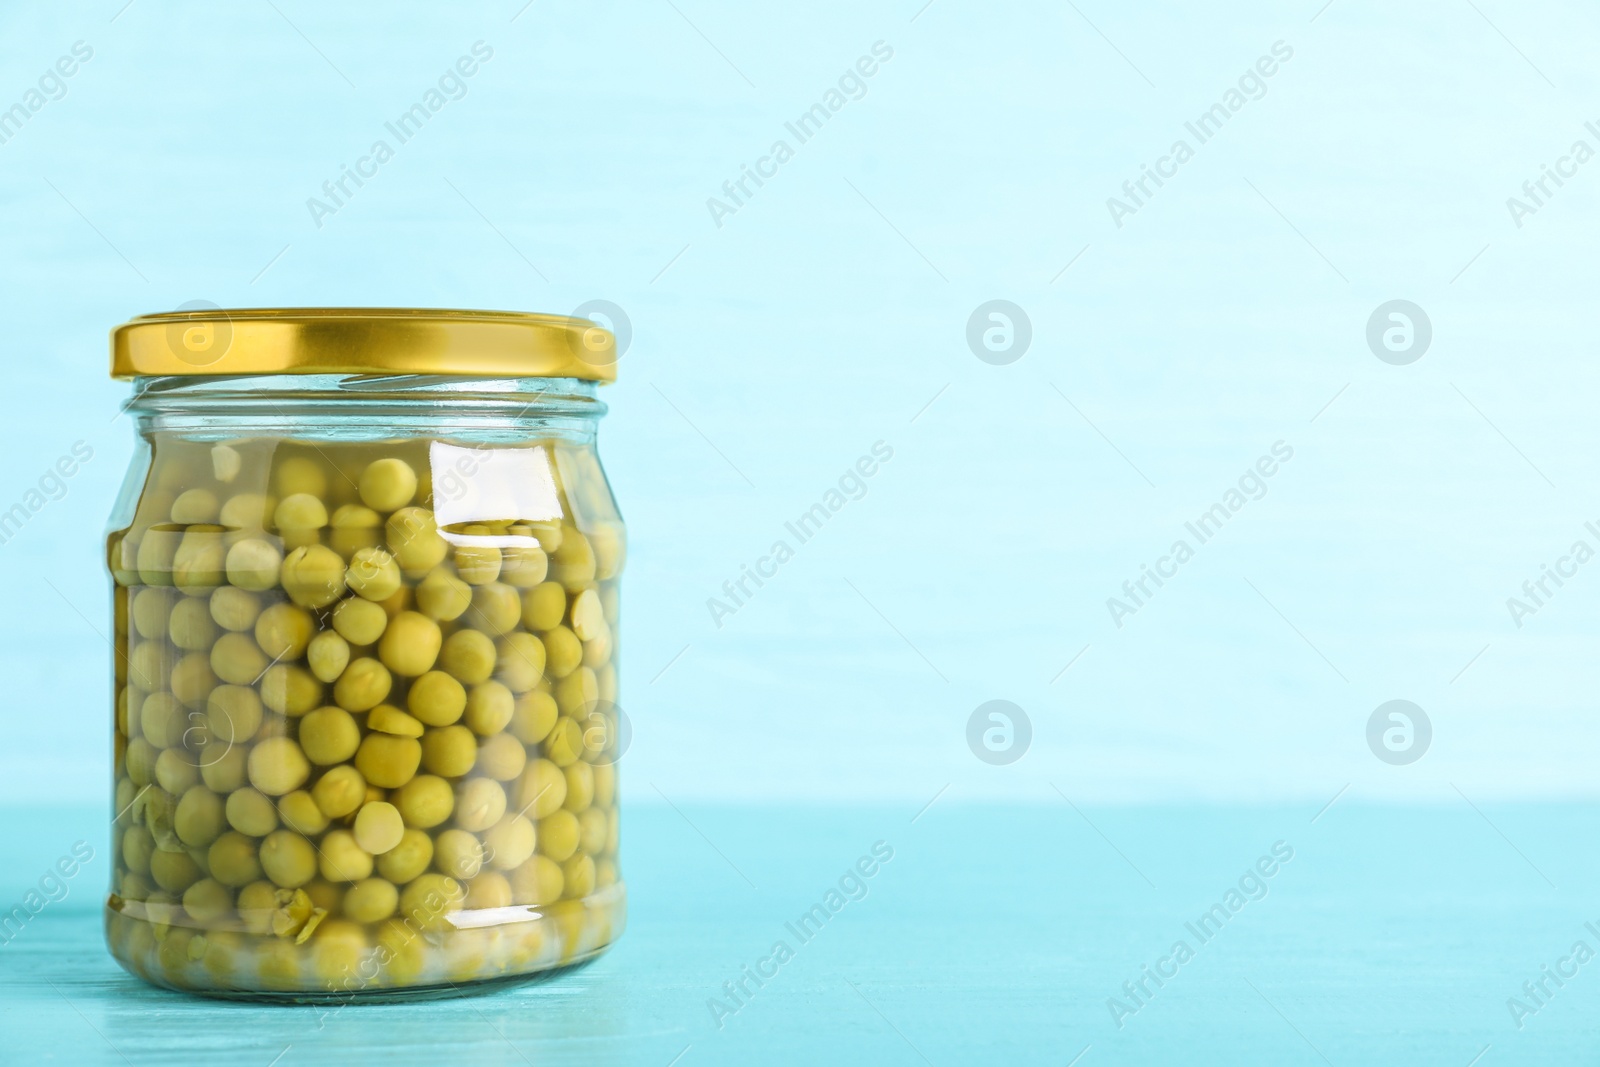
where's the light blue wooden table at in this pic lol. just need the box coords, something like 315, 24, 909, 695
2, 801, 1595, 1065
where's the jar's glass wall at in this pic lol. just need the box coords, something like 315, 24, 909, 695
104, 383, 624, 999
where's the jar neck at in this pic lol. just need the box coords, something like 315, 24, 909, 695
125, 374, 606, 442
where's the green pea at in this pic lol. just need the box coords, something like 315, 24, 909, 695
299, 706, 360, 765
520, 582, 566, 631
332, 596, 388, 646
440, 629, 496, 684
225, 539, 282, 592
259, 830, 317, 888
408, 671, 465, 726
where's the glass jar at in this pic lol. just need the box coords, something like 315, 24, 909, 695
102, 308, 627, 1000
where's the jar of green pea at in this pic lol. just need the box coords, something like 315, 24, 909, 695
103, 308, 627, 1000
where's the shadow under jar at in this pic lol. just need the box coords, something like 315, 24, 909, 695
103, 309, 627, 1001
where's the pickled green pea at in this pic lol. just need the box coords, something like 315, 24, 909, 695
125, 738, 158, 786
311, 764, 367, 818
521, 582, 566, 632
577, 807, 608, 856
483, 814, 535, 871
150, 848, 203, 893
343, 877, 398, 923
346, 546, 402, 601
155, 749, 199, 796
499, 528, 548, 589
416, 567, 471, 621
545, 717, 583, 767
510, 855, 562, 905
421, 725, 477, 778
527, 520, 562, 554
455, 778, 506, 833
128, 640, 169, 692
277, 790, 330, 835
376, 828, 434, 883
141, 692, 184, 748
454, 526, 502, 585
590, 522, 626, 581
355, 733, 421, 789
495, 633, 546, 693
306, 630, 351, 684
514, 758, 567, 818
173, 531, 227, 592
225, 538, 282, 592
593, 761, 616, 807
551, 528, 595, 591
211, 632, 268, 685
259, 830, 317, 888
168, 597, 218, 650
510, 690, 558, 746
274, 455, 328, 498
318, 830, 374, 883
368, 704, 424, 737
378, 611, 441, 677
353, 800, 405, 854
359, 458, 418, 512
386, 507, 447, 577
299, 706, 360, 765
582, 628, 613, 669
209, 586, 262, 631
562, 761, 594, 814
542, 626, 582, 679
465, 870, 513, 909
207, 832, 263, 887
537, 809, 579, 861
440, 629, 496, 684
274, 493, 328, 531
562, 853, 596, 899
261, 664, 323, 716
248, 736, 310, 796
464, 681, 515, 737
398, 873, 463, 931
476, 733, 526, 782
136, 527, 181, 586
434, 829, 483, 880
408, 671, 466, 726
170, 652, 218, 709
570, 588, 604, 642
122, 825, 155, 875
281, 544, 347, 608
554, 668, 597, 718
220, 492, 276, 529
332, 597, 388, 646
334, 658, 392, 712
329, 504, 383, 558
255, 602, 315, 661
469, 583, 520, 636
199, 742, 248, 793
132, 588, 174, 640
225, 788, 278, 836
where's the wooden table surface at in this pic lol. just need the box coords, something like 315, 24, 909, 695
2, 800, 1595, 1065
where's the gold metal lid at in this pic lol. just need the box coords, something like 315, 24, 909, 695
111, 307, 617, 381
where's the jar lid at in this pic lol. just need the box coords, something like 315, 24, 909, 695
110, 307, 617, 381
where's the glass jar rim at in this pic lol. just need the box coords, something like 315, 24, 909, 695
111, 307, 618, 382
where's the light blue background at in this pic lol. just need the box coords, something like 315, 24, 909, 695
3, 0, 1600, 1062
3, 0, 1595, 807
